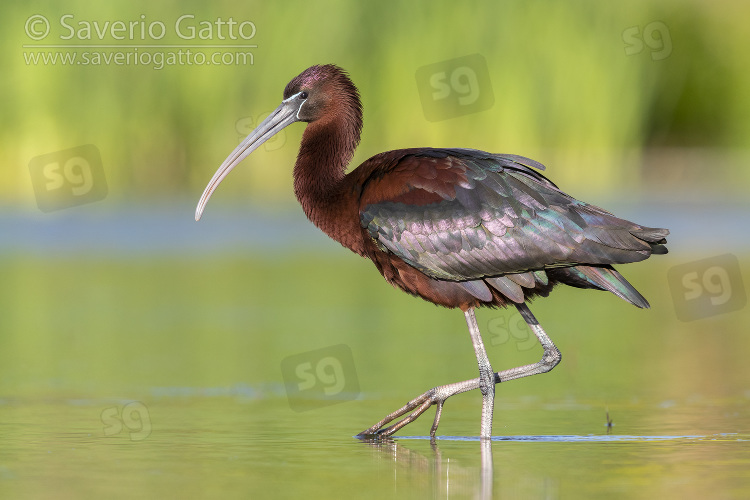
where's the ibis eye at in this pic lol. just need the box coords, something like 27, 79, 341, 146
299, 91, 308, 99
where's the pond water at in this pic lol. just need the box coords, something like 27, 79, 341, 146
2, 396, 749, 498
1, 206, 749, 498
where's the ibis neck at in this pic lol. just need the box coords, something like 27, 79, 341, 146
293, 117, 361, 250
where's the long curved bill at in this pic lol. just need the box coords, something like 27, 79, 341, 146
195, 96, 302, 221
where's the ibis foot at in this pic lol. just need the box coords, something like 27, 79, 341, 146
356, 375, 485, 439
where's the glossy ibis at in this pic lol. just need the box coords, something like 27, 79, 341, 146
195, 64, 668, 439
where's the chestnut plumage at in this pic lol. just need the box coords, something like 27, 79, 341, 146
196, 64, 668, 439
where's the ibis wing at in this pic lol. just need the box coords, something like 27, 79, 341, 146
358, 149, 667, 281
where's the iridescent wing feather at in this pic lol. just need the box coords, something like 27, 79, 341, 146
358, 148, 667, 307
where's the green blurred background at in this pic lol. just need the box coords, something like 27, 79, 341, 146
3, 0, 750, 203
2, 1, 750, 498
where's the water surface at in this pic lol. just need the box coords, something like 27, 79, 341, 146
1, 208, 749, 498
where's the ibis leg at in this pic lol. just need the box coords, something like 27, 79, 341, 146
356, 303, 561, 439
497, 303, 562, 382
465, 308, 495, 439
